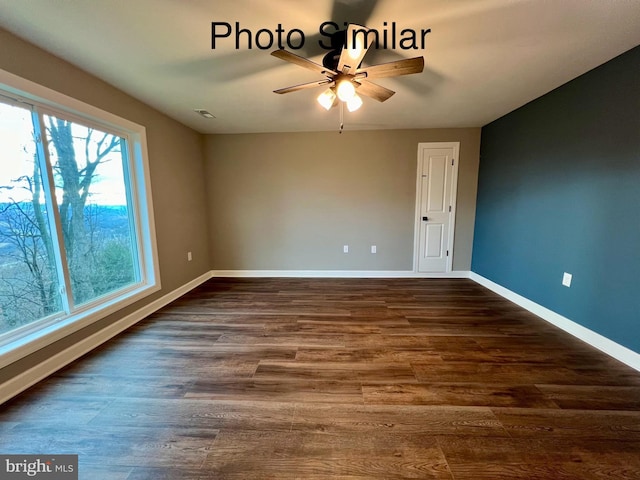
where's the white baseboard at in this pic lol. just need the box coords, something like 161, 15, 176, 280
211, 270, 471, 279
0, 271, 213, 405
469, 272, 640, 372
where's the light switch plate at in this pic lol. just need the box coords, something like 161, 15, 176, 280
562, 272, 572, 287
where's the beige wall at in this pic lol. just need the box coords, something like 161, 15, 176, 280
205, 128, 480, 271
0, 28, 210, 383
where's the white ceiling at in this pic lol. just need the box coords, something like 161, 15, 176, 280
0, 0, 638, 134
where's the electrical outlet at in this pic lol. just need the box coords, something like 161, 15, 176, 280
371, 245, 377, 254
343, 245, 349, 253
562, 272, 572, 287
187, 251, 192, 262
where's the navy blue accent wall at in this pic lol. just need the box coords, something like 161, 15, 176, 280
472, 46, 640, 352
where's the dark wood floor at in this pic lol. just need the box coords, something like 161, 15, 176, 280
1, 277, 639, 479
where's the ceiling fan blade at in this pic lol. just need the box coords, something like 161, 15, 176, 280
337, 24, 372, 75
271, 49, 337, 76
274, 79, 333, 94
356, 57, 425, 79
354, 79, 395, 102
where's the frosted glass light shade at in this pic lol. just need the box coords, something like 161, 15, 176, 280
317, 89, 336, 110
346, 93, 363, 112
336, 80, 356, 101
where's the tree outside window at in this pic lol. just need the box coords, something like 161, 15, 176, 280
0, 101, 139, 336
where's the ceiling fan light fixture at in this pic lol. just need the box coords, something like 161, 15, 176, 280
336, 79, 356, 102
346, 93, 363, 112
271, 34, 425, 121
317, 88, 336, 110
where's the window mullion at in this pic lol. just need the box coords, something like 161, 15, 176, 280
32, 110, 74, 313
120, 138, 143, 283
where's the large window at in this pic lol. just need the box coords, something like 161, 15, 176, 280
0, 72, 159, 363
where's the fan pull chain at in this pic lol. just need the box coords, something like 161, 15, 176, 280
339, 101, 344, 134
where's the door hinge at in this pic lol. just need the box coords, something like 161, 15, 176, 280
451, 159, 454, 166
446, 250, 449, 257
448, 205, 452, 212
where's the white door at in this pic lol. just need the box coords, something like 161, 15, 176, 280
415, 143, 459, 273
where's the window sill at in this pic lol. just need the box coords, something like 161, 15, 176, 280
0, 282, 160, 370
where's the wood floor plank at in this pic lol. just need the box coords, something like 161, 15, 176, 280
254, 360, 417, 383
1, 277, 639, 479
437, 435, 640, 466
203, 431, 453, 479
125, 467, 206, 480
5, 372, 195, 399
0, 424, 218, 468
362, 383, 560, 408
0, 394, 112, 424
447, 462, 640, 480
89, 399, 295, 431
535, 384, 640, 410
265, 322, 383, 335
295, 347, 443, 363
411, 361, 632, 385
79, 464, 133, 480
71, 357, 259, 378
492, 407, 640, 440
185, 378, 364, 404
214, 332, 346, 347
290, 403, 508, 436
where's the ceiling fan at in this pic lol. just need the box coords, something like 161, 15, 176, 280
271, 24, 425, 114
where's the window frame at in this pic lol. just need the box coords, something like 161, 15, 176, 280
0, 68, 161, 368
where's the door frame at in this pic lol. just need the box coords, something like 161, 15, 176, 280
413, 142, 460, 273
